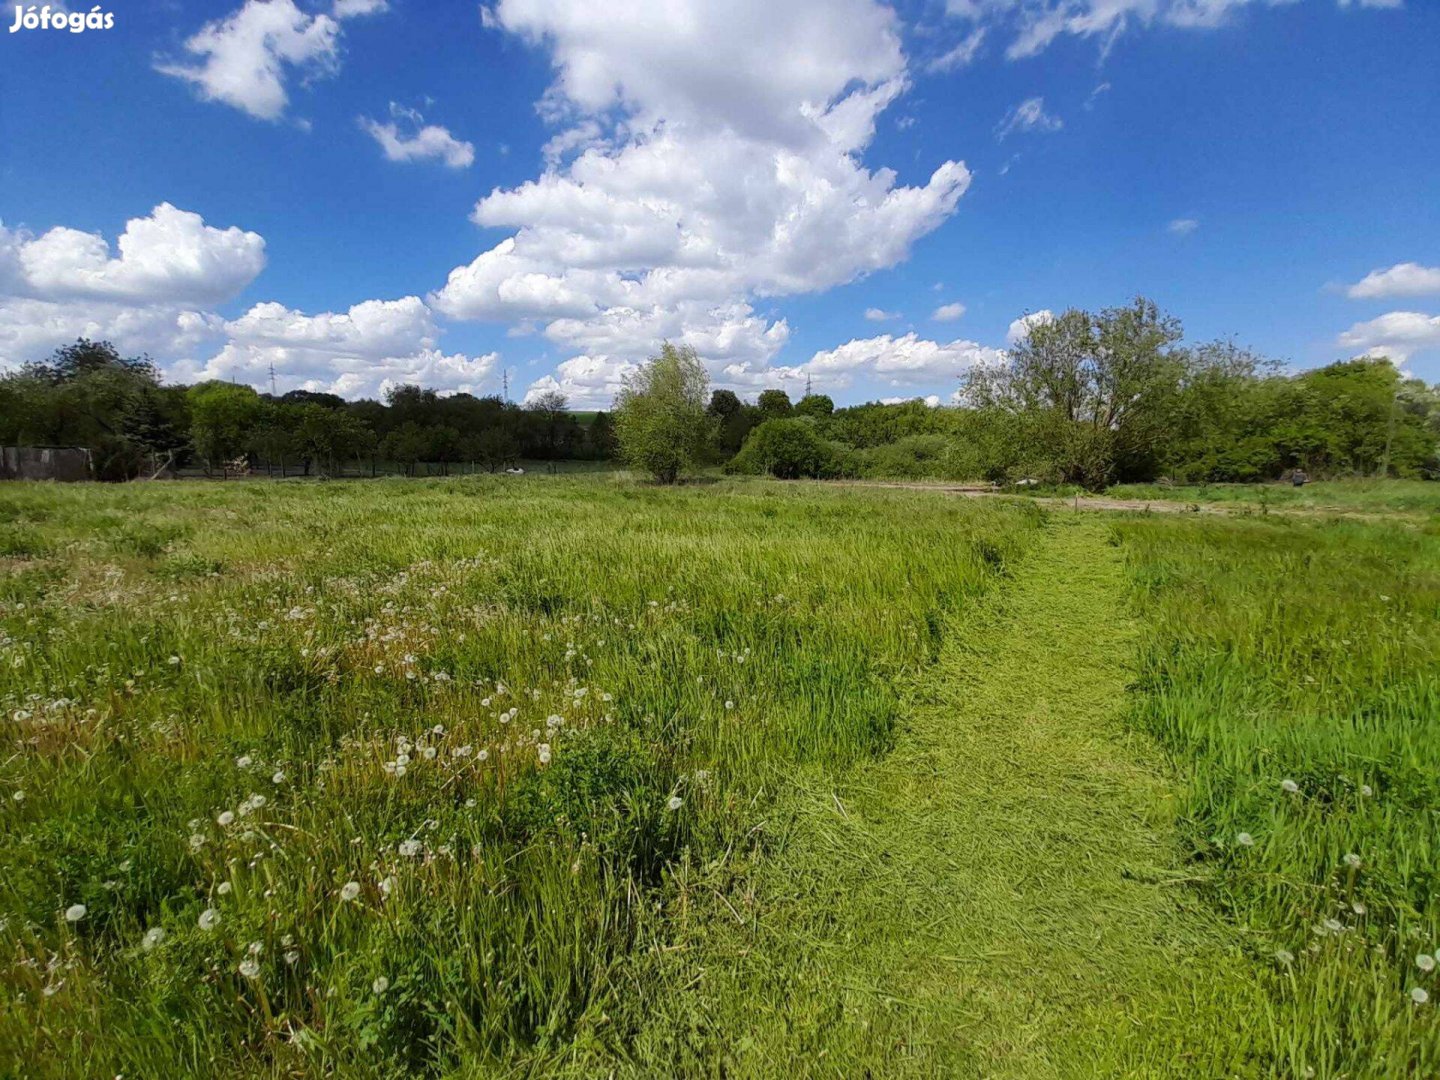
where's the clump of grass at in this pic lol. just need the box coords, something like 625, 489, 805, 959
1117, 514, 1440, 1075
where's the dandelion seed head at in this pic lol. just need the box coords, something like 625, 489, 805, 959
1280, 779, 1299, 794
667, 795, 683, 812
1418, 954, 1437, 973
239, 958, 261, 980
142, 927, 166, 950
217, 811, 235, 827
340, 881, 361, 902
1412, 987, 1430, 1005
1236, 832, 1254, 848
198, 908, 220, 930
1344, 853, 1362, 869
64, 904, 86, 922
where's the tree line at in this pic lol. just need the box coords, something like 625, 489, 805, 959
617, 300, 1440, 488
4, 297, 1438, 488
0, 340, 615, 480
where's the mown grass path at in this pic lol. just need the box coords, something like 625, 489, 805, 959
617, 514, 1266, 1076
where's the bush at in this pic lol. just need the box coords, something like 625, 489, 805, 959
729, 418, 836, 479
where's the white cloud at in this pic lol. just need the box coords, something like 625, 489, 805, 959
947, 0, 1400, 60
800, 332, 1003, 390
1346, 262, 1440, 301
524, 355, 638, 408
865, 307, 901, 321
1006, 309, 1055, 345
1168, 218, 1199, 236
932, 301, 967, 321
158, 0, 383, 121
0, 205, 264, 370
3, 203, 265, 305
928, 28, 987, 72
444, 0, 972, 401
359, 103, 475, 168
996, 97, 1062, 140
1336, 310, 1440, 363
178, 296, 498, 398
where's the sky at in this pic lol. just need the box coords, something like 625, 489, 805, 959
1, 0, 1437, 408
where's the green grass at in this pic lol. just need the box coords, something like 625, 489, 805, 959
2, 476, 1437, 1076
0, 476, 1037, 1076
1107, 479, 1440, 515
1115, 512, 1440, 1076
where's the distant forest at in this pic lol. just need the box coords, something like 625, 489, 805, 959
3, 297, 1438, 486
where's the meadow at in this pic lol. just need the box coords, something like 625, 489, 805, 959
1, 475, 1437, 1077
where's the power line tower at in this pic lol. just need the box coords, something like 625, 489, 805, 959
268, 362, 278, 397
805, 373, 813, 398
502, 368, 510, 402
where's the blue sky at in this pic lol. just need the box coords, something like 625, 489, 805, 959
1, 0, 1437, 407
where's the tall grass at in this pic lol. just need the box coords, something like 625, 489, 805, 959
0, 476, 1037, 1076
1118, 514, 1440, 1076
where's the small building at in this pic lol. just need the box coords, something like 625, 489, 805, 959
1, 446, 93, 482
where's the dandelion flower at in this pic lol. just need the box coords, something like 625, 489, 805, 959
217, 881, 232, 895
217, 811, 235, 827
239, 958, 261, 980
64, 904, 86, 922
1236, 832, 1254, 848
1412, 987, 1430, 1005
537, 744, 552, 765
340, 881, 361, 902
1280, 779, 1299, 794
198, 908, 221, 931
667, 795, 683, 812
271, 771, 285, 785
372, 975, 390, 995
399, 839, 422, 858
236, 755, 253, 769
1418, 954, 1437, 973
142, 927, 166, 950
1344, 853, 1362, 869
725, 700, 734, 710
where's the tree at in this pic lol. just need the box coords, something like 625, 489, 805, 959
188, 382, 262, 477
964, 298, 1184, 488
795, 393, 834, 419
613, 343, 715, 483
382, 422, 431, 476
757, 389, 794, 418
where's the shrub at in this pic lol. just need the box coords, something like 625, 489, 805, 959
729, 418, 834, 479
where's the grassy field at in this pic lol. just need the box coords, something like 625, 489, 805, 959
1106, 479, 1440, 516
1, 475, 1437, 1076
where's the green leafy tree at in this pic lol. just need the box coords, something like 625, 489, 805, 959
187, 382, 263, 477
757, 389, 794, 419
795, 393, 835, 419
613, 343, 715, 483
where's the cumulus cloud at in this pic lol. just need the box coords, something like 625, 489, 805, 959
157, 0, 384, 121
0, 204, 266, 370
2, 204, 265, 306
1346, 262, 1440, 301
1006, 309, 1055, 345
359, 103, 475, 168
443, 0, 973, 399
179, 296, 499, 399
995, 97, 1062, 140
865, 307, 901, 321
800, 332, 1003, 390
1336, 310, 1440, 363
932, 301, 967, 321
946, 0, 1400, 61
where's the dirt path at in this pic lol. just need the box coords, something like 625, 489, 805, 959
612, 516, 1265, 1076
